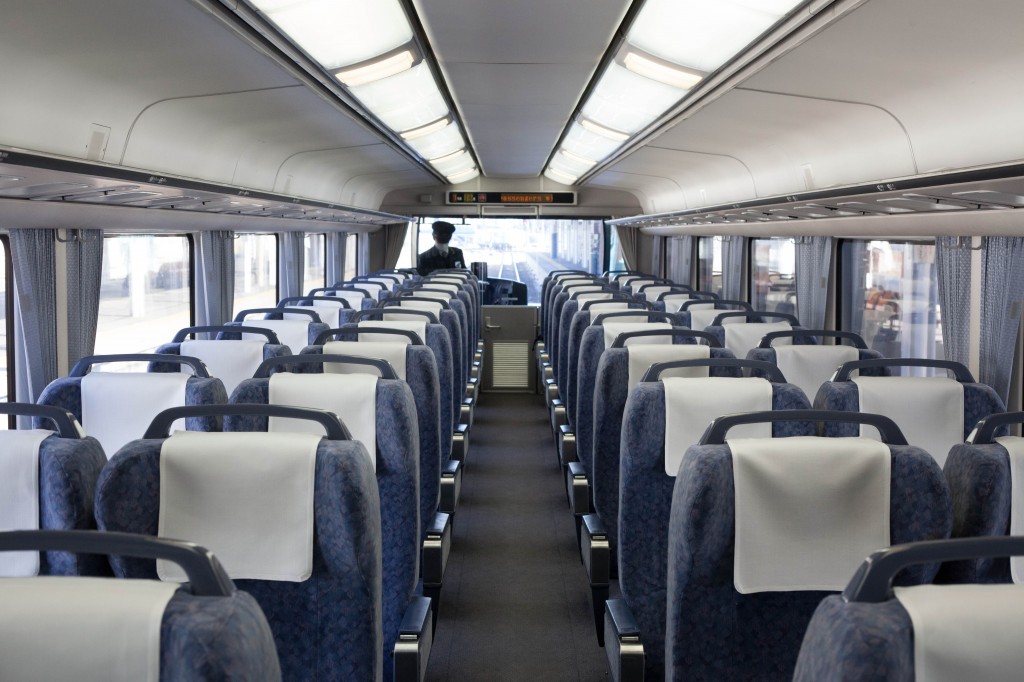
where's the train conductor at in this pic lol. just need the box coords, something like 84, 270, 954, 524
417, 220, 466, 275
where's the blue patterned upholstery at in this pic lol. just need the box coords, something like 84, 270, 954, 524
666, 441, 949, 681
96, 437, 384, 682
161, 589, 283, 681
617, 381, 813, 679
35, 376, 228, 435
939, 442, 1012, 583
556, 299, 582, 395
299, 343, 441, 543
36, 434, 110, 576
590, 347, 737, 550
814, 380, 1006, 439
792, 595, 914, 682
227, 378, 417, 681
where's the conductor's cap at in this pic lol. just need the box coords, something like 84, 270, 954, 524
432, 221, 456, 236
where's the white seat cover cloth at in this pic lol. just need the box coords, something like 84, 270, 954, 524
663, 376, 772, 475
559, 278, 593, 289
996, 436, 1024, 582
359, 319, 427, 345
180, 339, 265, 397
356, 282, 384, 297
268, 372, 377, 468
626, 345, 710, 394
855, 376, 964, 467
641, 285, 673, 301
158, 430, 318, 582
627, 279, 657, 292
410, 289, 452, 301
427, 282, 460, 296
663, 294, 695, 313
243, 319, 310, 354
367, 277, 396, 292
287, 304, 339, 328
0, 577, 178, 682
603, 322, 673, 348
328, 291, 367, 311
773, 344, 859, 404
576, 292, 612, 305
386, 300, 442, 324
566, 285, 603, 297
723, 322, 792, 356
82, 372, 189, 456
687, 303, 722, 331
731, 436, 891, 593
0, 430, 52, 576
895, 583, 1024, 682
433, 275, 467, 284
324, 339, 408, 380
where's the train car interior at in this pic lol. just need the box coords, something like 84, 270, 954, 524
2, 0, 1024, 680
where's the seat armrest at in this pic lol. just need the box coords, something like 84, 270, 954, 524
422, 512, 451, 588
604, 599, 645, 682
395, 596, 433, 682
439, 459, 462, 513
581, 513, 609, 584
452, 424, 470, 462
559, 424, 577, 466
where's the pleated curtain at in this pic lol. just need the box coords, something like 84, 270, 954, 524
194, 230, 235, 327
9, 229, 59, 405
277, 231, 305, 300
794, 236, 832, 330
934, 236, 972, 368
382, 223, 409, 270
65, 229, 103, 368
720, 236, 746, 300
615, 225, 639, 270
980, 236, 1024, 402
670, 235, 694, 285
325, 232, 347, 286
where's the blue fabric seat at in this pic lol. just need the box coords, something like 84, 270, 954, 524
607, 359, 812, 680
0, 529, 283, 681
794, 538, 1021, 682
95, 405, 383, 681
553, 287, 618, 401
547, 280, 608, 370
940, 411, 1020, 584
4, 404, 108, 576
226, 360, 422, 681
666, 412, 951, 682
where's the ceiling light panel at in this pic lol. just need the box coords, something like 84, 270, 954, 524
581, 62, 688, 135
349, 62, 449, 132
626, 0, 803, 73
561, 123, 623, 163
403, 122, 466, 160
251, 0, 413, 69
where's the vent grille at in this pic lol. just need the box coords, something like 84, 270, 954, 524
491, 341, 530, 388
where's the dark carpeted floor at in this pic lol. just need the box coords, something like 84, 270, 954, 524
425, 392, 610, 682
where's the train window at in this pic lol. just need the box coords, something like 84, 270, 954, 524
608, 228, 627, 274
0, 236, 11, 426
95, 235, 192, 368
750, 238, 796, 314
233, 234, 278, 316
697, 236, 723, 295
303, 233, 326, 294
839, 240, 943, 371
344, 233, 358, 280
417, 217, 605, 303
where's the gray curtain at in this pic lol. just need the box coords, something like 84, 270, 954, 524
194, 230, 235, 327
935, 236, 972, 367
670, 235, 694, 286
277, 231, 305, 299
721, 236, 746, 300
980, 236, 1024, 402
382, 223, 409, 270
615, 225, 639, 270
10, 229, 58, 403
325, 232, 347, 285
651, 235, 665, 279
65, 229, 103, 367
795, 236, 832, 330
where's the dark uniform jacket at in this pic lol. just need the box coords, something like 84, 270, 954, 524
417, 245, 466, 276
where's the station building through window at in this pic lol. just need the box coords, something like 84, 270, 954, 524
303, 233, 325, 294
233, 234, 278, 317
344, 233, 358, 281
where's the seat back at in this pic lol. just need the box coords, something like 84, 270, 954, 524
746, 330, 885, 400
618, 360, 812, 679
226, 363, 418, 681
302, 328, 442, 541
703, 310, 802, 356
590, 331, 734, 547
1, 404, 107, 576
234, 306, 330, 353
554, 287, 620, 394
669, 411, 950, 681
795, 538, 1024, 682
36, 354, 226, 456
0, 530, 283, 681
677, 298, 753, 330
96, 404, 383, 681
814, 358, 1006, 467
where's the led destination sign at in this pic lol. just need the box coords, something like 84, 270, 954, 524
446, 191, 577, 206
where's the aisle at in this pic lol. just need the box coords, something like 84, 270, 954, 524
425, 393, 609, 681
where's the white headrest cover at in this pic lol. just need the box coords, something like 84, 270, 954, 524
998, 436, 1024, 583
854, 376, 964, 467
559, 278, 593, 289
180, 339, 265, 397
82, 372, 189, 456
722, 322, 792, 356
286, 305, 339, 328
0, 577, 178, 681
367, 277, 395, 292
568, 286, 604, 298
324, 339, 408, 380
663, 294, 695, 313
428, 283, 460, 296
0, 430, 52, 576
243, 319, 311, 354
686, 304, 721, 331
158, 430, 319, 582
409, 289, 452, 301
576, 292, 613, 305
269, 372, 377, 468
662, 376, 772, 475
392, 300, 443, 322
356, 282, 384, 296
603, 322, 673, 348
641, 285, 673, 301
329, 291, 367, 311
895, 583, 1024, 682
627, 345, 710, 394
434, 274, 468, 283
358, 319, 427, 345
731, 436, 890, 593
627, 279, 657, 291
772, 345, 858, 405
